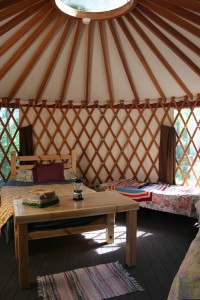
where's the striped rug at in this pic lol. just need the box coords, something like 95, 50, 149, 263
37, 262, 144, 300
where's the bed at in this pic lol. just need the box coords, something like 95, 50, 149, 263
98, 179, 200, 218
0, 150, 108, 244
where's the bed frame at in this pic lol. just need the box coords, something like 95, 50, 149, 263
10, 150, 77, 180
10, 151, 114, 258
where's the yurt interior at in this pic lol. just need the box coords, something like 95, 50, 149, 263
0, 0, 200, 299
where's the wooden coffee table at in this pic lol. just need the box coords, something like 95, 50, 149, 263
13, 191, 139, 289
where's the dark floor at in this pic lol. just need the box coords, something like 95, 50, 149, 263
0, 208, 198, 300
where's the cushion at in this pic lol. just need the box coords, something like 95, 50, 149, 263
195, 201, 200, 223
16, 170, 34, 182
64, 168, 75, 180
32, 163, 65, 183
195, 201, 200, 214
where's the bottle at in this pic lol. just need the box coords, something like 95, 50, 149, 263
73, 178, 84, 200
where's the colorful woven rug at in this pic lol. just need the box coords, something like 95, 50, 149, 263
37, 262, 144, 300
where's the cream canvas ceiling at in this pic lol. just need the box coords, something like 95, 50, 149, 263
0, 0, 200, 104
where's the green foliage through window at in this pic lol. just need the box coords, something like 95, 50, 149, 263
174, 107, 200, 186
0, 108, 19, 186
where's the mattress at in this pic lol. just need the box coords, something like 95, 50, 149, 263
99, 179, 200, 218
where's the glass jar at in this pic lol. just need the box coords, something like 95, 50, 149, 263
73, 178, 84, 200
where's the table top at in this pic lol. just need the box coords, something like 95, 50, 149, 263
14, 191, 139, 224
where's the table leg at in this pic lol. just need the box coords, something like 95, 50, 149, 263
126, 210, 137, 266
14, 216, 18, 259
106, 213, 115, 244
18, 224, 29, 289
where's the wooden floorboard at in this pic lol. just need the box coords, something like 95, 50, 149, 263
0, 208, 198, 300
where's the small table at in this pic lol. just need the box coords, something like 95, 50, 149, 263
14, 191, 139, 289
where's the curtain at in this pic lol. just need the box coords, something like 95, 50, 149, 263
19, 125, 34, 161
159, 125, 176, 184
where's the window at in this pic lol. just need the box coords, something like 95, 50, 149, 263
61, 0, 131, 12
0, 107, 19, 186
174, 107, 200, 186
53, 0, 135, 21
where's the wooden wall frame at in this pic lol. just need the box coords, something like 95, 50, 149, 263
0, 96, 200, 187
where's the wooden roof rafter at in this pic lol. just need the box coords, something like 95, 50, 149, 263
162, 0, 200, 13
0, 0, 27, 11
59, 20, 83, 103
98, 21, 114, 103
0, 3, 52, 56
0, 0, 199, 105
0, 9, 56, 79
117, 17, 166, 101
136, 5, 200, 57
0, 0, 43, 21
133, 8, 200, 77
107, 19, 139, 102
0, 0, 49, 35
126, 13, 193, 98
35, 17, 74, 103
140, 0, 200, 38
8, 14, 65, 101
151, 0, 200, 25
85, 22, 92, 104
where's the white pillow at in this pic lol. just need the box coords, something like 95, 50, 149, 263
195, 201, 200, 222
16, 169, 34, 182
64, 168, 75, 180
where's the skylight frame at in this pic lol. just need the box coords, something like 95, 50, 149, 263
52, 0, 136, 20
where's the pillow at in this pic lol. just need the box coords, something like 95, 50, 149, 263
195, 201, 200, 222
16, 170, 34, 182
64, 168, 75, 180
32, 163, 65, 183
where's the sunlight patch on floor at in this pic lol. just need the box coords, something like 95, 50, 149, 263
137, 230, 153, 238
82, 229, 107, 244
95, 245, 121, 255
81, 225, 153, 246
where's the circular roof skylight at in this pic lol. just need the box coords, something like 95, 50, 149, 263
53, 0, 135, 20
59, 0, 131, 12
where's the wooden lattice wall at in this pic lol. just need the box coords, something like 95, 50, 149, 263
0, 96, 200, 186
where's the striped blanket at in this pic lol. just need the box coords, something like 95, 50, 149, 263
111, 180, 169, 202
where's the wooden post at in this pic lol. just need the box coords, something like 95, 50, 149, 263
126, 210, 137, 266
11, 151, 16, 180
14, 216, 18, 259
106, 213, 115, 244
71, 149, 77, 175
18, 224, 29, 289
